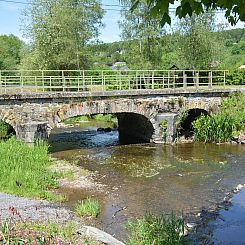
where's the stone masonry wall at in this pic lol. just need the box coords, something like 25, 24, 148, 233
0, 92, 222, 143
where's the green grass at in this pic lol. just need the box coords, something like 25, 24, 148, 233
193, 92, 245, 143
75, 198, 101, 218
126, 213, 186, 245
0, 137, 59, 200
1, 219, 101, 244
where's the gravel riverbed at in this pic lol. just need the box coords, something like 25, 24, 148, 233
0, 192, 76, 224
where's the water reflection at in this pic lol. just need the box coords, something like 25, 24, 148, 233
49, 126, 245, 241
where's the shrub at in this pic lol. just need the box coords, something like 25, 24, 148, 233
126, 213, 185, 245
225, 69, 245, 85
0, 120, 14, 139
192, 113, 234, 143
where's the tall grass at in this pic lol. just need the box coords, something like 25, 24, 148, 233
0, 137, 58, 200
126, 213, 185, 245
75, 198, 100, 217
193, 113, 234, 143
193, 92, 245, 143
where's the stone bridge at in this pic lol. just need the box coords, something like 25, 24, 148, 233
0, 88, 243, 144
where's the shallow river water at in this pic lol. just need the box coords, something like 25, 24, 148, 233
49, 126, 245, 243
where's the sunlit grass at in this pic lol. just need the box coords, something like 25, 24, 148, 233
126, 213, 186, 245
75, 198, 100, 218
0, 137, 59, 200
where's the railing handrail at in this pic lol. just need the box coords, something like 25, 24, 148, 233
0, 69, 237, 94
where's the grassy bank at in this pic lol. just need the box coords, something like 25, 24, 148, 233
193, 92, 245, 143
126, 213, 186, 245
0, 137, 59, 200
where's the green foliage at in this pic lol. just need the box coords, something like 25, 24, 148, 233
0, 137, 59, 200
221, 92, 245, 132
192, 113, 234, 143
193, 92, 245, 142
126, 213, 185, 245
0, 120, 14, 139
22, 0, 104, 70
119, 0, 165, 69
177, 13, 224, 69
0, 34, 23, 70
128, 0, 245, 26
75, 198, 100, 217
159, 120, 168, 141
226, 69, 245, 85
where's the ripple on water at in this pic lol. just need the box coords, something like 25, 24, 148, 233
49, 127, 245, 241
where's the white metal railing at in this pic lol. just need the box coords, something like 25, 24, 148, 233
0, 69, 230, 94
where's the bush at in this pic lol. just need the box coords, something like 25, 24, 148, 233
192, 113, 234, 143
126, 213, 185, 245
0, 120, 14, 139
226, 69, 245, 85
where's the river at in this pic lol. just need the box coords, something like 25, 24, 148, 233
49, 124, 245, 244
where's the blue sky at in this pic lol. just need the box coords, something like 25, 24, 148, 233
0, 0, 244, 43
0, 0, 122, 43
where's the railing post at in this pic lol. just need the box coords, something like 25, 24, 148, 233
83, 70, 85, 91
173, 74, 176, 88
183, 73, 187, 89
4, 76, 7, 94
42, 71, 44, 92
20, 70, 23, 93
163, 74, 165, 89
101, 70, 104, 91
152, 71, 154, 89
62, 70, 65, 92
208, 71, 212, 88
223, 70, 226, 87
196, 72, 199, 88
35, 76, 38, 92
168, 71, 170, 89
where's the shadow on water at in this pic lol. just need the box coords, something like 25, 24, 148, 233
49, 126, 245, 242
192, 188, 245, 245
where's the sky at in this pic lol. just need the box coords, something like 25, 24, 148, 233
0, 0, 244, 43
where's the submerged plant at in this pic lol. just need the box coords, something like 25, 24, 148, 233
126, 212, 186, 245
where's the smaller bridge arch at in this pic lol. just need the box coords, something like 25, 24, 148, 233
180, 108, 209, 135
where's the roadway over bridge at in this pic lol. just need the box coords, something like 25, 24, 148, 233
0, 69, 244, 144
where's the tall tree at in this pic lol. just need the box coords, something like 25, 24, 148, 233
119, 0, 165, 69
176, 12, 224, 69
0, 35, 23, 70
22, 0, 104, 70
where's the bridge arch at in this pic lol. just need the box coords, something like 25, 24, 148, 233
180, 108, 209, 136
0, 117, 16, 139
50, 100, 156, 144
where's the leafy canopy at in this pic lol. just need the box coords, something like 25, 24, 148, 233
127, 0, 245, 26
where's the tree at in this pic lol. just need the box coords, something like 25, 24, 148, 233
119, 0, 165, 69
22, 0, 104, 70
176, 12, 225, 69
127, 0, 245, 26
0, 35, 23, 70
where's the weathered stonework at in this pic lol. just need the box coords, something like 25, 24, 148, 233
0, 88, 235, 143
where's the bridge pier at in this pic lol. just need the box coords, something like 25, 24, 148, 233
153, 113, 178, 143
16, 122, 48, 144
